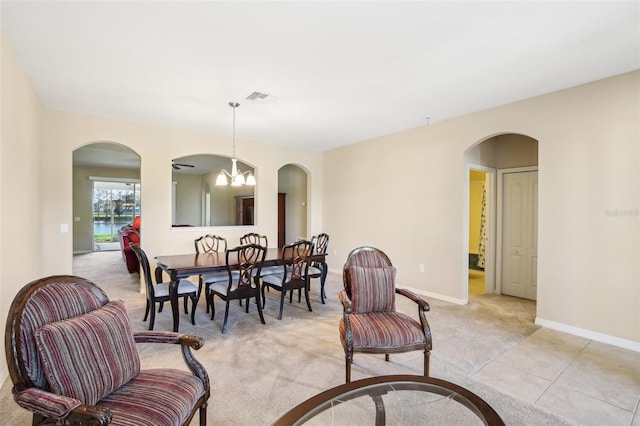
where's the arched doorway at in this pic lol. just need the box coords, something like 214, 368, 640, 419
464, 134, 539, 302
277, 164, 308, 247
72, 142, 141, 254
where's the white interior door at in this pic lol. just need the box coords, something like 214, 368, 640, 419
501, 170, 538, 300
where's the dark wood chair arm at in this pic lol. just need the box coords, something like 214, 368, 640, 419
65, 405, 113, 425
338, 290, 352, 314
14, 387, 112, 425
396, 288, 432, 349
133, 332, 209, 399
396, 288, 430, 311
133, 331, 204, 350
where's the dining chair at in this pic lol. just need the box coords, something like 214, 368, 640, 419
339, 246, 432, 382
308, 233, 330, 303
240, 232, 268, 247
130, 243, 199, 330
241, 232, 278, 281
261, 240, 313, 320
208, 243, 267, 333
5, 275, 209, 425
195, 234, 228, 313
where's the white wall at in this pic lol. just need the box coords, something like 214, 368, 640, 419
324, 71, 640, 347
0, 29, 45, 381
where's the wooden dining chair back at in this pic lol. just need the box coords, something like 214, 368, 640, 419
261, 240, 313, 320
308, 233, 330, 303
194, 234, 227, 313
339, 246, 433, 382
5, 275, 209, 425
240, 232, 268, 247
208, 243, 267, 333
130, 243, 199, 330
195, 234, 227, 254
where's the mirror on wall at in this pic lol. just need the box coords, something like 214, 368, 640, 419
172, 154, 255, 227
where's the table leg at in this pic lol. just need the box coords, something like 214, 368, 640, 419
169, 271, 179, 332
372, 394, 386, 426
320, 261, 328, 304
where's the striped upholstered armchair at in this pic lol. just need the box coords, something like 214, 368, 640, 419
339, 246, 432, 382
5, 275, 210, 425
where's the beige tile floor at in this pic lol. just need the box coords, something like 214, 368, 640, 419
469, 271, 640, 426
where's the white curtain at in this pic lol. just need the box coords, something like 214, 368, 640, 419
477, 183, 487, 269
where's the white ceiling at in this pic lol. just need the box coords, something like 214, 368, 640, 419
2, 1, 639, 152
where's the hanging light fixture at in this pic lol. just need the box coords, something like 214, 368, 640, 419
216, 102, 256, 186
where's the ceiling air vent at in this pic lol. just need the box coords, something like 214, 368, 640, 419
245, 91, 270, 101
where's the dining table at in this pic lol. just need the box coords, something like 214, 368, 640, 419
155, 248, 327, 332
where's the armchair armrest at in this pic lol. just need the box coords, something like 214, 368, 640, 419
396, 288, 430, 311
338, 290, 354, 348
396, 288, 433, 350
338, 290, 352, 313
133, 331, 204, 349
133, 331, 210, 399
14, 388, 111, 425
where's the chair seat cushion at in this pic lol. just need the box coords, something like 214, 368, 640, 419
306, 265, 322, 276
154, 280, 197, 298
340, 311, 425, 349
99, 369, 205, 426
209, 277, 256, 296
33, 300, 140, 405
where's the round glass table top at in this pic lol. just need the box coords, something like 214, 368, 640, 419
273, 375, 505, 426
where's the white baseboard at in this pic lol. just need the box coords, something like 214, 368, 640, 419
536, 317, 640, 353
0, 370, 8, 387
403, 286, 467, 305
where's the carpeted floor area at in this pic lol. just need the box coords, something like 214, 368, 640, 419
1, 250, 574, 425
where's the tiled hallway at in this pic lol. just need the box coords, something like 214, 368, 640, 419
473, 321, 640, 425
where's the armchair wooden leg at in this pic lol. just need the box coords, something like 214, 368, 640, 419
345, 353, 353, 383
424, 350, 430, 377
385, 354, 390, 362
199, 404, 207, 426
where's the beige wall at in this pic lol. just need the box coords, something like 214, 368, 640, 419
36, 109, 323, 276
278, 164, 308, 244
0, 30, 45, 380
323, 71, 640, 347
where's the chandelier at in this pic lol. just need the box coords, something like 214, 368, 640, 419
216, 102, 256, 186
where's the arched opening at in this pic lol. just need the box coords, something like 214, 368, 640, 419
72, 142, 141, 256
464, 133, 539, 304
277, 164, 308, 247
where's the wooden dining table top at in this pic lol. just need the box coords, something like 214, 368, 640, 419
155, 248, 325, 278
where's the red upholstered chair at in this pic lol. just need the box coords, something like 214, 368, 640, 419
5, 275, 210, 425
132, 215, 141, 230
339, 246, 433, 382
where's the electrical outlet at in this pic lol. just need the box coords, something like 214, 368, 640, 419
419, 264, 425, 273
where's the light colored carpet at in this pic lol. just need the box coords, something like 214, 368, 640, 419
1, 251, 573, 425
